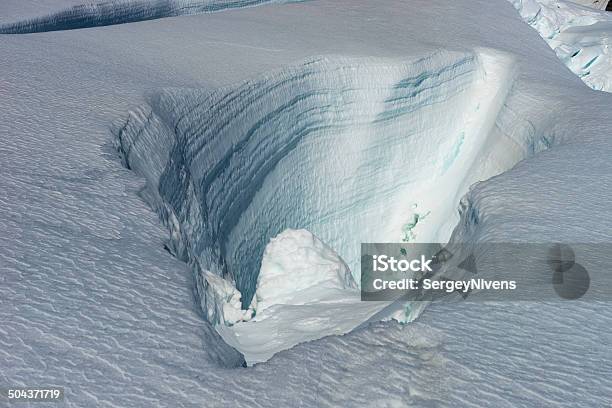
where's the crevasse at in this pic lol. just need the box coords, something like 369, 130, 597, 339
115, 49, 550, 364
0, 0, 301, 34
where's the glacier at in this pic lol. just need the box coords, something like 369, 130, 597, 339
510, 0, 612, 91
114, 48, 559, 363
2, 0, 612, 406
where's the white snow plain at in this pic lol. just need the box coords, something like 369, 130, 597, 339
1, 0, 612, 406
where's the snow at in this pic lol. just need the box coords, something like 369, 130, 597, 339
115, 47, 551, 363
202, 269, 254, 325
510, 0, 612, 91
0, 0, 301, 33
568, 0, 609, 9
255, 229, 358, 310
1, 0, 612, 406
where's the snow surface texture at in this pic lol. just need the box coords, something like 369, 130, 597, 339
2, 0, 612, 406
0, 0, 301, 33
511, 0, 612, 91
115, 48, 561, 363
568, 0, 610, 9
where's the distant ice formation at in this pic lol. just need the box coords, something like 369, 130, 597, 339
0, 0, 300, 33
567, 0, 609, 10
114, 48, 556, 363
510, 0, 612, 91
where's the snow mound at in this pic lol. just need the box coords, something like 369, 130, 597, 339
0, 0, 300, 34
256, 229, 357, 312
215, 228, 374, 363
510, 0, 612, 91
115, 49, 554, 363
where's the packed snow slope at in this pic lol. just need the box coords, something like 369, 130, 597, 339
1, 0, 612, 406
511, 0, 612, 91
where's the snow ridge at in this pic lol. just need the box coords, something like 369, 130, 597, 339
0, 0, 301, 34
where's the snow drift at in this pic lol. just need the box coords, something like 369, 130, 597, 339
115, 48, 554, 363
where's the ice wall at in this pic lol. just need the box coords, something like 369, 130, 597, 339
0, 0, 300, 33
115, 49, 552, 363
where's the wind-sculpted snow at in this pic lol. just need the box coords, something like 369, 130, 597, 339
115, 49, 556, 363
4, 0, 612, 405
510, 0, 612, 91
0, 0, 301, 34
